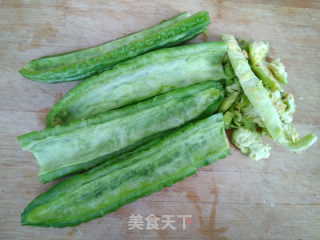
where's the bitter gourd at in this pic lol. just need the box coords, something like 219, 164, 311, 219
19, 11, 210, 83
21, 113, 230, 227
46, 41, 227, 127
18, 81, 224, 183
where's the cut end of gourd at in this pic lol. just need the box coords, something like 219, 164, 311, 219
21, 212, 31, 226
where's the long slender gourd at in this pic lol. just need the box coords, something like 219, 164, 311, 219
19, 11, 210, 83
46, 41, 227, 127
18, 81, 224, 183
21, 113, 230, 228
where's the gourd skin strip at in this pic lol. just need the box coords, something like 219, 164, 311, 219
18, 81, 224, 183
19, 11, 210, 83
21, 114, 230, 228
46, 41, 227, 127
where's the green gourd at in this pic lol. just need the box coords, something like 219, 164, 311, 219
21, 113, 230, 227
18, 81, 224, 183
19, 11, 210, 83
46, 41, 227, 127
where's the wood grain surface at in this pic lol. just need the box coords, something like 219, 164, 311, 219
0, 0, 319, 239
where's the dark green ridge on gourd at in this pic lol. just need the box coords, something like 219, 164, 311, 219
17, 81, 224, 183
46, 41, 227, 127
21, 113, 230, 228
19, 11, 210, 83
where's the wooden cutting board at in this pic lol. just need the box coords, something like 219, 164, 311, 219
0, 1, 319, 239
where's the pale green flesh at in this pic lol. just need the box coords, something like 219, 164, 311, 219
251, 63, 282, 91
46, 41, 227, 127
18, 81, 224, 183
21, 114, 230, 227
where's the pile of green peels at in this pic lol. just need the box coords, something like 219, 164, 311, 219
220, 35, 317, 161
